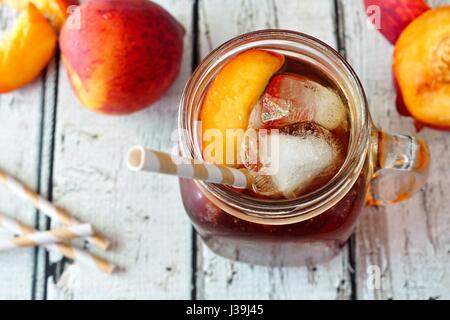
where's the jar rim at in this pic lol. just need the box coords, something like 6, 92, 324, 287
178, 29, 370, 224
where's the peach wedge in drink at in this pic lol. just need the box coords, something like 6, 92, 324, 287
200, 49, 285, 166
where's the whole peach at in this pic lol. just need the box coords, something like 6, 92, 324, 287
60, 0, 184, 114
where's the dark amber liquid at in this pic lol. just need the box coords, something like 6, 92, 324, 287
180, 54, 367, 266
180, 168, 367, 266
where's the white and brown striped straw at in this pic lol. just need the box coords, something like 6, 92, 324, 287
0, 213, 116, 274
0, 212, 33, 235
45, 243, 116, 274
0, 223, 93, 251
127, 146, 252, 188
0, 169, 110, 250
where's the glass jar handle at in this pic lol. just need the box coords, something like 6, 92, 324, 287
367, 129, 430, 206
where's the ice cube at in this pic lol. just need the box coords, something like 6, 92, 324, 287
243, 122, 344, 198
261, 74, 347, 130
248, 100, 263, 129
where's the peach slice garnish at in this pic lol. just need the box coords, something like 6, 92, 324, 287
200, 49, 284, 166
0, 3, 57, 93
393, 6, 450, 127
1, 0, 74, 31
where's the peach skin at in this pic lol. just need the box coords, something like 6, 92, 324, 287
364, 0, 430, 45
1, 0, 75, 31
0, 3, 57, 93
59, 0, 184, 115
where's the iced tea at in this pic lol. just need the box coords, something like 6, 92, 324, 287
179, 50, 368, 266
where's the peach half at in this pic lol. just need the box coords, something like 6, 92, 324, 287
393, 6, 450, 128
200, 49, 285, 166
0, 3, 57, 93
1, 0, 74, 31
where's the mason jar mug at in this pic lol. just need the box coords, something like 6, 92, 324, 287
178, 30, 429, 266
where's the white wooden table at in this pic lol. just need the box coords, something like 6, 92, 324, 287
1, 0, 449, 300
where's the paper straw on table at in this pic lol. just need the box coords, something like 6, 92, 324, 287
0, 213, 116, 274
127, 146, 252, 188
0, 169, 110, 250
0, 223, 93, 251
45, 243, 116, 274
0, 212, 34, 235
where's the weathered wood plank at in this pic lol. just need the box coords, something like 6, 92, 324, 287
45, 0, 194, 299
33, 54, 61, 300
196, 0, 352, 300
428, 0, 449, 7
0, 6, 43, 299
341, 0, 450, 299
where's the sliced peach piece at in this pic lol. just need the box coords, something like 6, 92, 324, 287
393, 6, 450, 127
0, 3, 57, 93
1, 0, 74, 31
200, 49, 285, 166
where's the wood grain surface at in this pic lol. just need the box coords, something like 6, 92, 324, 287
0, 0, 448, 300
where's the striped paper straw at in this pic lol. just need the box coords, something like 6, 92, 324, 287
127, 146, 252, 188
0, 169, 110, 250
0, 212, 34, 234
0, 223, 93, 251
46, 243, 116, 274
0, 213, 116, 274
